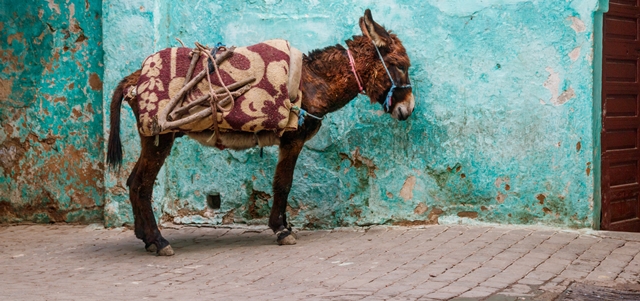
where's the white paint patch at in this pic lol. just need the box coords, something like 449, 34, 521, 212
339, 262, 354, 266
554, 87, 575, 106
47, 0, 61, 14
371, 110, 385, 116
496, 192, 506, 204
542, 66, 576, 103
543, 67, 560, 104
494, 177, 510, 188
68, 3, 76, 30
568, 16, 586, 33
12, 254, 24, 258
399, 176, 417, 201
569, 47, 581, 61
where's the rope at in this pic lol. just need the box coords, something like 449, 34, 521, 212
292, 106, 323, 126
346, 49, 364, 93
198, 42, 235, 113
195, 42, 235, 144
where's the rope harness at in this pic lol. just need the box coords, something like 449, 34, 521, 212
292, 106, 323, 126
347, 49, 364, 94
371, 40, 412, 112
345, 41, 412, 114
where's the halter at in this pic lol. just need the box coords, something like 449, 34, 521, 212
372, 40, 412, 111
298, 41, 412, 126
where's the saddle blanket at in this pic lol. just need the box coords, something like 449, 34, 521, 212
135, 39, 303, 136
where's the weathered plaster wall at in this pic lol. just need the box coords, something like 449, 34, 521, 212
0, 0, 105, 223
102, 0, 159, 226
103, 0, 605, 229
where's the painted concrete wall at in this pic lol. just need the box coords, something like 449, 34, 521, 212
0, 0, 601, 228
0, 0, 105, 223
102, 0, 607, 229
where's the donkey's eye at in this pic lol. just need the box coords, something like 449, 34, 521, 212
398, 66, 407, 73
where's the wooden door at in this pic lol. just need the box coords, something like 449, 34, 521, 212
602, 0, 640, 231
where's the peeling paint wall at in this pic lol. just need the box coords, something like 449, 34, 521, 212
102, 0, 159, 226
2, 1, 603, 229
0, 0, 104, 223
105, 0, 604, 229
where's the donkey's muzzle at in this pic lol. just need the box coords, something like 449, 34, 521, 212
392, 93, 415, 121
396, 106, 411, 121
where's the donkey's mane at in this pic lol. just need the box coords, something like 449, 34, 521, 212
303, 44, 348, 75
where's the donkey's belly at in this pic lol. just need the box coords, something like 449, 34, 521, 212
187, 131, 280, 150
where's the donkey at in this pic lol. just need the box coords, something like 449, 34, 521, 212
107, 9, 414, 256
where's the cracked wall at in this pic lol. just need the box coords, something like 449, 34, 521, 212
0, 0, 105, 223
0, 0, 606, 229
99, 0, 604, 229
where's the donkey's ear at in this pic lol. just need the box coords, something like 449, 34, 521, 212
359, 9, 391, 48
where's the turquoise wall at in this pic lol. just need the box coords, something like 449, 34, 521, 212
103, 0, 607, 229
1, 0, 606, 229
0, 0, 104, 223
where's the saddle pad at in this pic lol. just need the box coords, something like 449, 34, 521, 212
135, 39, 302, 136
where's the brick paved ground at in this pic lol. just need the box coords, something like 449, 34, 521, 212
1, 224, 640, 300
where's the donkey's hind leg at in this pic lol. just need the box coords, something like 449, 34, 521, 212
128, 133, 175, 255
125, 160, 149, 249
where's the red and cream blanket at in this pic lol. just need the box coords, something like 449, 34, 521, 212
135, 39, 303, 136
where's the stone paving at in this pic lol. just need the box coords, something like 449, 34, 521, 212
1, 224, 640, 300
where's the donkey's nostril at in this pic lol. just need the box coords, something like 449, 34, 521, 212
398, 106, 411, 120
397, 107, 409, 121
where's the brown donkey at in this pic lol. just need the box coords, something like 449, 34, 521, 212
107, 10, 415, 256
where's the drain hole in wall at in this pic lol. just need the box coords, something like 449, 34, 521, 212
207, 193, 221, 210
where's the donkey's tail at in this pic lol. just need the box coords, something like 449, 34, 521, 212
107, 70, 140, 170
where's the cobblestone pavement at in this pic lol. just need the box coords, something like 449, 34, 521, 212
1, 224, 640, 300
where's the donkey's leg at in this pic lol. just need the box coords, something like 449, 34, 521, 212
127, 160, 160, 252
129, 133, 175, 255
126, 160, 149, 247
269, 139, 304, 245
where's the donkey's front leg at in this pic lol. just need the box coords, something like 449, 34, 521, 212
270, 139, 304, 245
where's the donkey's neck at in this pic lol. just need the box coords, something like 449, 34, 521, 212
300, 36, 371, 117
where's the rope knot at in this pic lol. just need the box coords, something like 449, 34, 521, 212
292, 106, 323, 126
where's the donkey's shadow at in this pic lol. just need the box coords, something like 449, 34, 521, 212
79, 227, 290, 257
162, 228, 279, 254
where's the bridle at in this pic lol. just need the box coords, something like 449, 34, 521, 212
347, 40, 412, 112
372, 40, 412, 112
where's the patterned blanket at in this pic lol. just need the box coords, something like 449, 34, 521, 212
135, 39, 303, 136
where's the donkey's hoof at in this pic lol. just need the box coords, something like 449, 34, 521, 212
145, 243, 157, 253
276, 230, 297, 245
157, 245, 175, 256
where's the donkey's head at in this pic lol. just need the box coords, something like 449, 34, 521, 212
359, 9, 414, 121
